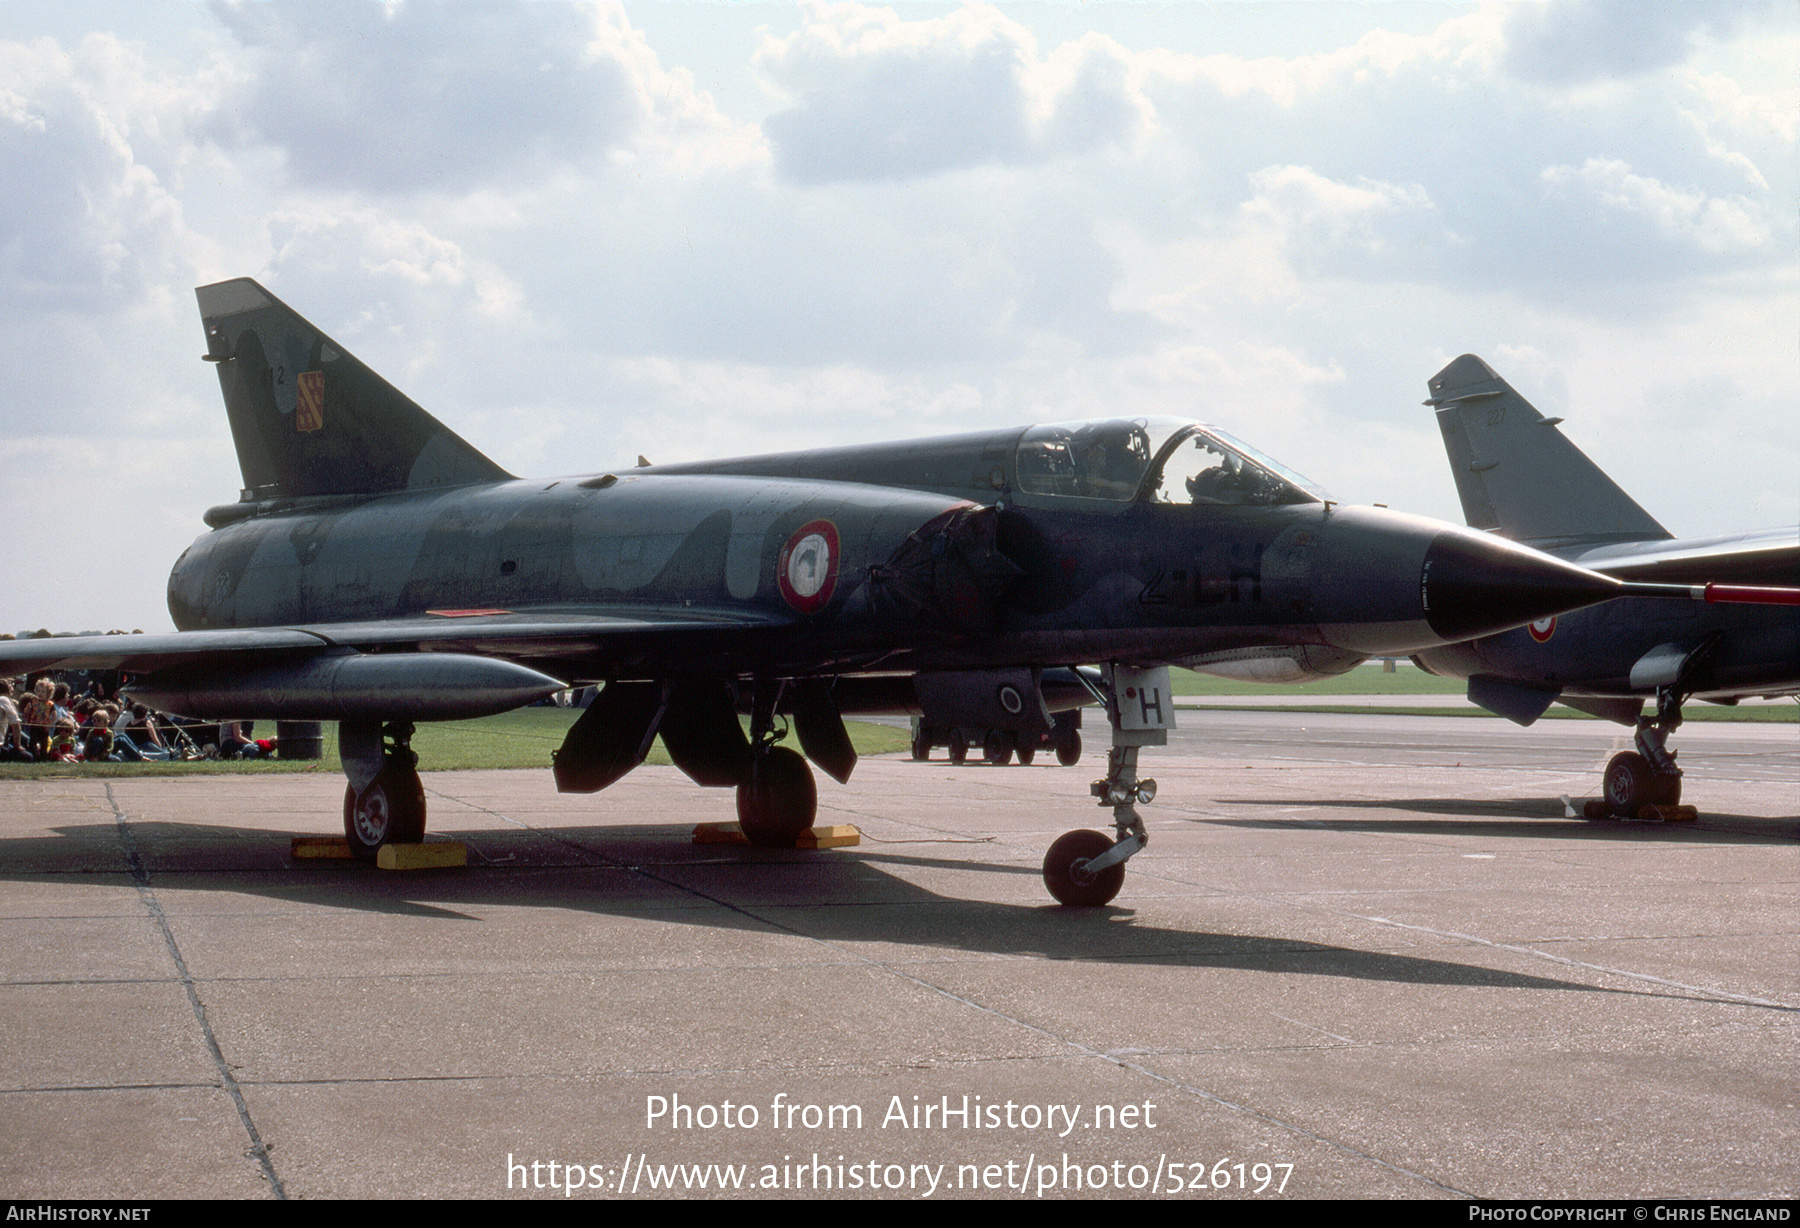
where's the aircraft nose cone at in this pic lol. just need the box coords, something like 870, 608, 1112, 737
1421, 530, 1620, 642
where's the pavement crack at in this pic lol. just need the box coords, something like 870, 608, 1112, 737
105, 783, 286, 1200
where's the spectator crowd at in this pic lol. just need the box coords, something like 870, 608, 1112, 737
0, 670, 272, 765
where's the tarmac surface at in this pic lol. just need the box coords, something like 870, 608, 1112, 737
2, 711, 1794, 1201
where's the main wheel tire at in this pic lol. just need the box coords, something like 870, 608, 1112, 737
343, 766, 427, 862
1054, 727, 1082, 767
983, 729, 1014, 766
736, 746, 817, 848
1016, 743, 1036, 766
1603, 751, 1658, 816
947, 730, 968, 765
1042, 829, 1125, 907
910, 724, 931, 761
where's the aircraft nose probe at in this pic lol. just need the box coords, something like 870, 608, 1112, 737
1610, 581, 1800, 606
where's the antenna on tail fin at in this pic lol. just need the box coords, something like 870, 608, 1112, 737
196, 278, 514, 502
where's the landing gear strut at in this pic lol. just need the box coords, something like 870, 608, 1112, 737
341, 720, 425, 861
1042, 664, 1168, 906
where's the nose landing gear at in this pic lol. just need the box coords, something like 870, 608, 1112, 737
1041, 664, 1168, 906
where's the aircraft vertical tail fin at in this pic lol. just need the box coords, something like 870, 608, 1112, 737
1426, 354, 1670, 546
196, 278, 514, 501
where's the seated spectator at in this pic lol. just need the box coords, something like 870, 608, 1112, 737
48, 717, 82, 762
0, 679, 32, 762
221, 720, 261, 760
118, 704, 172, 761
82, 712, 120, 763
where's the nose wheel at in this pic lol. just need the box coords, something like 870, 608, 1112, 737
1042, 829, 1126, 907
1602, 750, 1682, 815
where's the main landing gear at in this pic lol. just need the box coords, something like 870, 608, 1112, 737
1588, 633, 1720, 820
734, 685, 819, 848
1041, 664, 1168, 906
737, 745, 817, 847
340, 720, 425, 860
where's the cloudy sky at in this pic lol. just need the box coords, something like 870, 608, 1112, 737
2, 0, 1794, 633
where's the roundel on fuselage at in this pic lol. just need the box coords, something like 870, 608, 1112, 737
778, 520, 840, 613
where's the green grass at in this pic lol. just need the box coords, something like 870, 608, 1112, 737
1171, 661, 1464, 695
1180, 700, 1795, 722
1171, 661, 1795, 721
0, 710, 912, 779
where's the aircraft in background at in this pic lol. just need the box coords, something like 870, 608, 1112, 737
1412, 355, 1798, 817
0, 283, 1762, 904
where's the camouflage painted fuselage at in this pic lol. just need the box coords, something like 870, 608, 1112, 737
166, 444, 1593, 688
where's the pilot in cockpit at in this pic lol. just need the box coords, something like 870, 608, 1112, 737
1184, 446, 1246, 503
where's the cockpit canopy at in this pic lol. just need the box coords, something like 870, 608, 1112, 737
1015, 417, 1328, 506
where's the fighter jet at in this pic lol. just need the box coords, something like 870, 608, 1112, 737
1412, 355, 1798, 817
0, 282, 1753, 904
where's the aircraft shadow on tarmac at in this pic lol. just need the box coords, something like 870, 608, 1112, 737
1206, 797, 1799, 843
4, 816, 1755, 1004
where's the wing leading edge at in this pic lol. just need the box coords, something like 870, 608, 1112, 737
0, 605, 799, 722
1561, 528, 1799, 587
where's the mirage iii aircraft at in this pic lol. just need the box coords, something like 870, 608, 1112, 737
0, 282, 1759, 905
1412, 355, 1798, 818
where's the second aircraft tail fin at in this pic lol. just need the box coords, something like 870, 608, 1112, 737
196, 278, 514, 502
1425, 354, 1670, 547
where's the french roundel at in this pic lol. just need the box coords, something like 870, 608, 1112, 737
1529, 616, 1556, 643
778, 520, 840, 613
